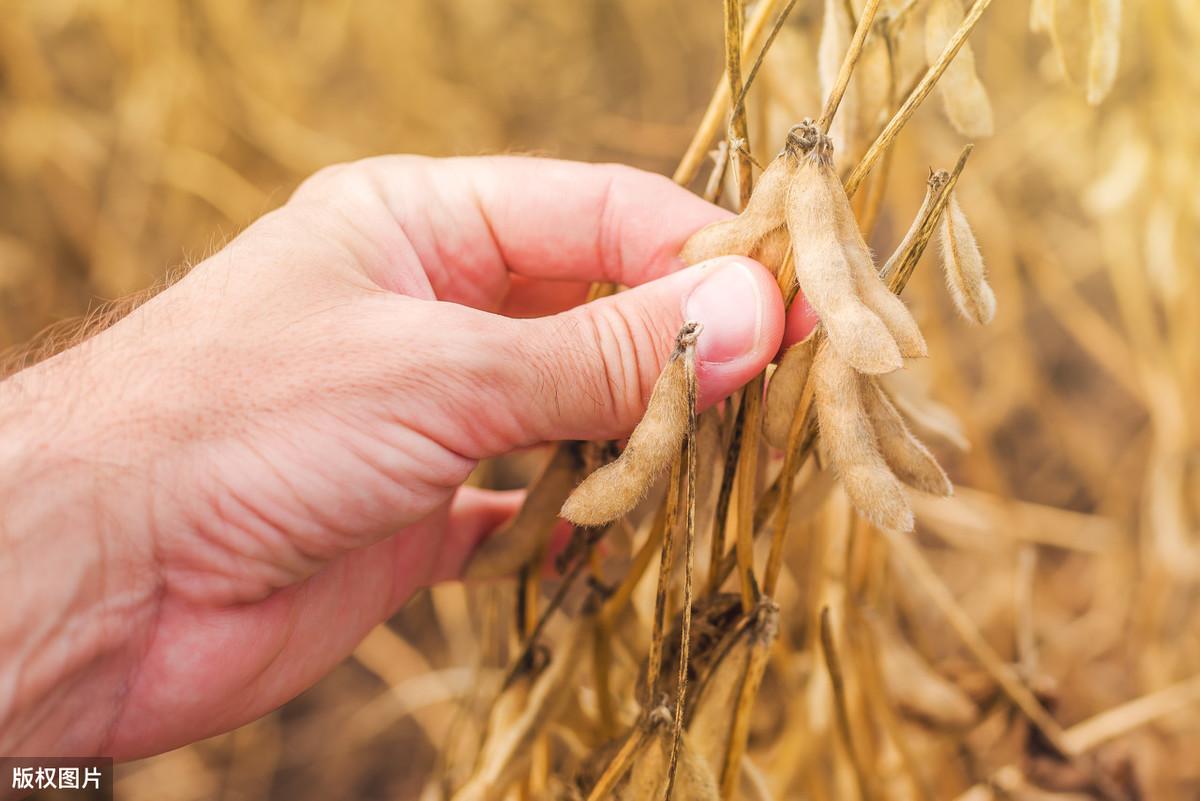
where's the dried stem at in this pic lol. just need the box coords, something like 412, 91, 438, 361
885, 145, 973, 292
703, 140, 731, 204
663, 336, 700, 801
718, 602, 779, 800
820, 605, 874, 801
706, 397, 744, 597
584, 710, 669, 801
732, 377, 765, 612
674, 0, 792, 186
844, 0, 995, 197
501, 545, 592, 692
763, 366, 818, 596
880, 527, 1074, 756
645, 460, 684, 708
1062, 673, 1200, 753
729, 0, 802, 126
724, 0, 753, 208
817, 0, 884, 133
602, 500, 669, 625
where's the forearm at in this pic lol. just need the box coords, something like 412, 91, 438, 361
0, 354, 160, 755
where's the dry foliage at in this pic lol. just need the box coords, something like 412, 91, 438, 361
2, 1, 1199, 800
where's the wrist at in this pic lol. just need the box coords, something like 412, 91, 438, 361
0, 352, 162, 756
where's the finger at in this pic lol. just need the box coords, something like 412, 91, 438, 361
424, 487, 527, 584
434, 255, 785, 454
783, 290, 820, 349
291, 155, 731, 311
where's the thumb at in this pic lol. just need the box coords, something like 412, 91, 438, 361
501, 256, 785, 445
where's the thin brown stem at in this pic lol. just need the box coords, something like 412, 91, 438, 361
718, 602, 779, 800
733, 377, 764, 612
724, 0, 754, 208
844, 0, 995, 197
663, 341, 700, 801
818, 0, 885, 133
645, 460, 683, 707
885, 145, 973, 292
820, 605, 874, 801
880, 528, 1074, 756
674, 0, 791, 186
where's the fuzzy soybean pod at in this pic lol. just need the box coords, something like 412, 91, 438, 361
812, 343, 914, 532
925, 0, 994, 138
938, 191, 996, 325
763, 336, 816, 450
680, 154, 793, 270
825, 165, 928, 359
561, 322, 700, 527
786, 145, 903, 375
863, 377, 953, 496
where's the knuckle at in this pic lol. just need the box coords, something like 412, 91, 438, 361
576, 300, 676, 426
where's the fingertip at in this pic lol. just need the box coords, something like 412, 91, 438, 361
682, 256, 784, 408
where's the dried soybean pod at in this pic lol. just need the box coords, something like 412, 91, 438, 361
871, 616, 978, 729
624, 727, 719, 801
466, 444, 580, 579
937, 191, 996, 325
685, 612, 756, 779
863, 377, 953, 496
785, 129, 903, 375
680, 154, 793, 267
452, 624, 588, 801
925, 0, 994, 138
812, 342, 914, 532
882, 372, 971, 452
1086, 0, 1120, 105
825, 165, 928, 359
561, 322, 701, 527
763, 335, 816, 450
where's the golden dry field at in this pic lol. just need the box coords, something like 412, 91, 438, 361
2, 1, 1198, 799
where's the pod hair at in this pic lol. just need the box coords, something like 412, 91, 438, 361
863, 377, 953, 496
784, 121, 911, 375
680, 152, 793, 275
937, 191, 996, 325
812, 342, 915, 532
925, 0, 994, 138
561, 322, 701, 527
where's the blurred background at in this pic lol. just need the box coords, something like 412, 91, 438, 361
1, 0, 1197, 799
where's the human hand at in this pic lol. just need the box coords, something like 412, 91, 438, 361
0, 156, 813, 759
